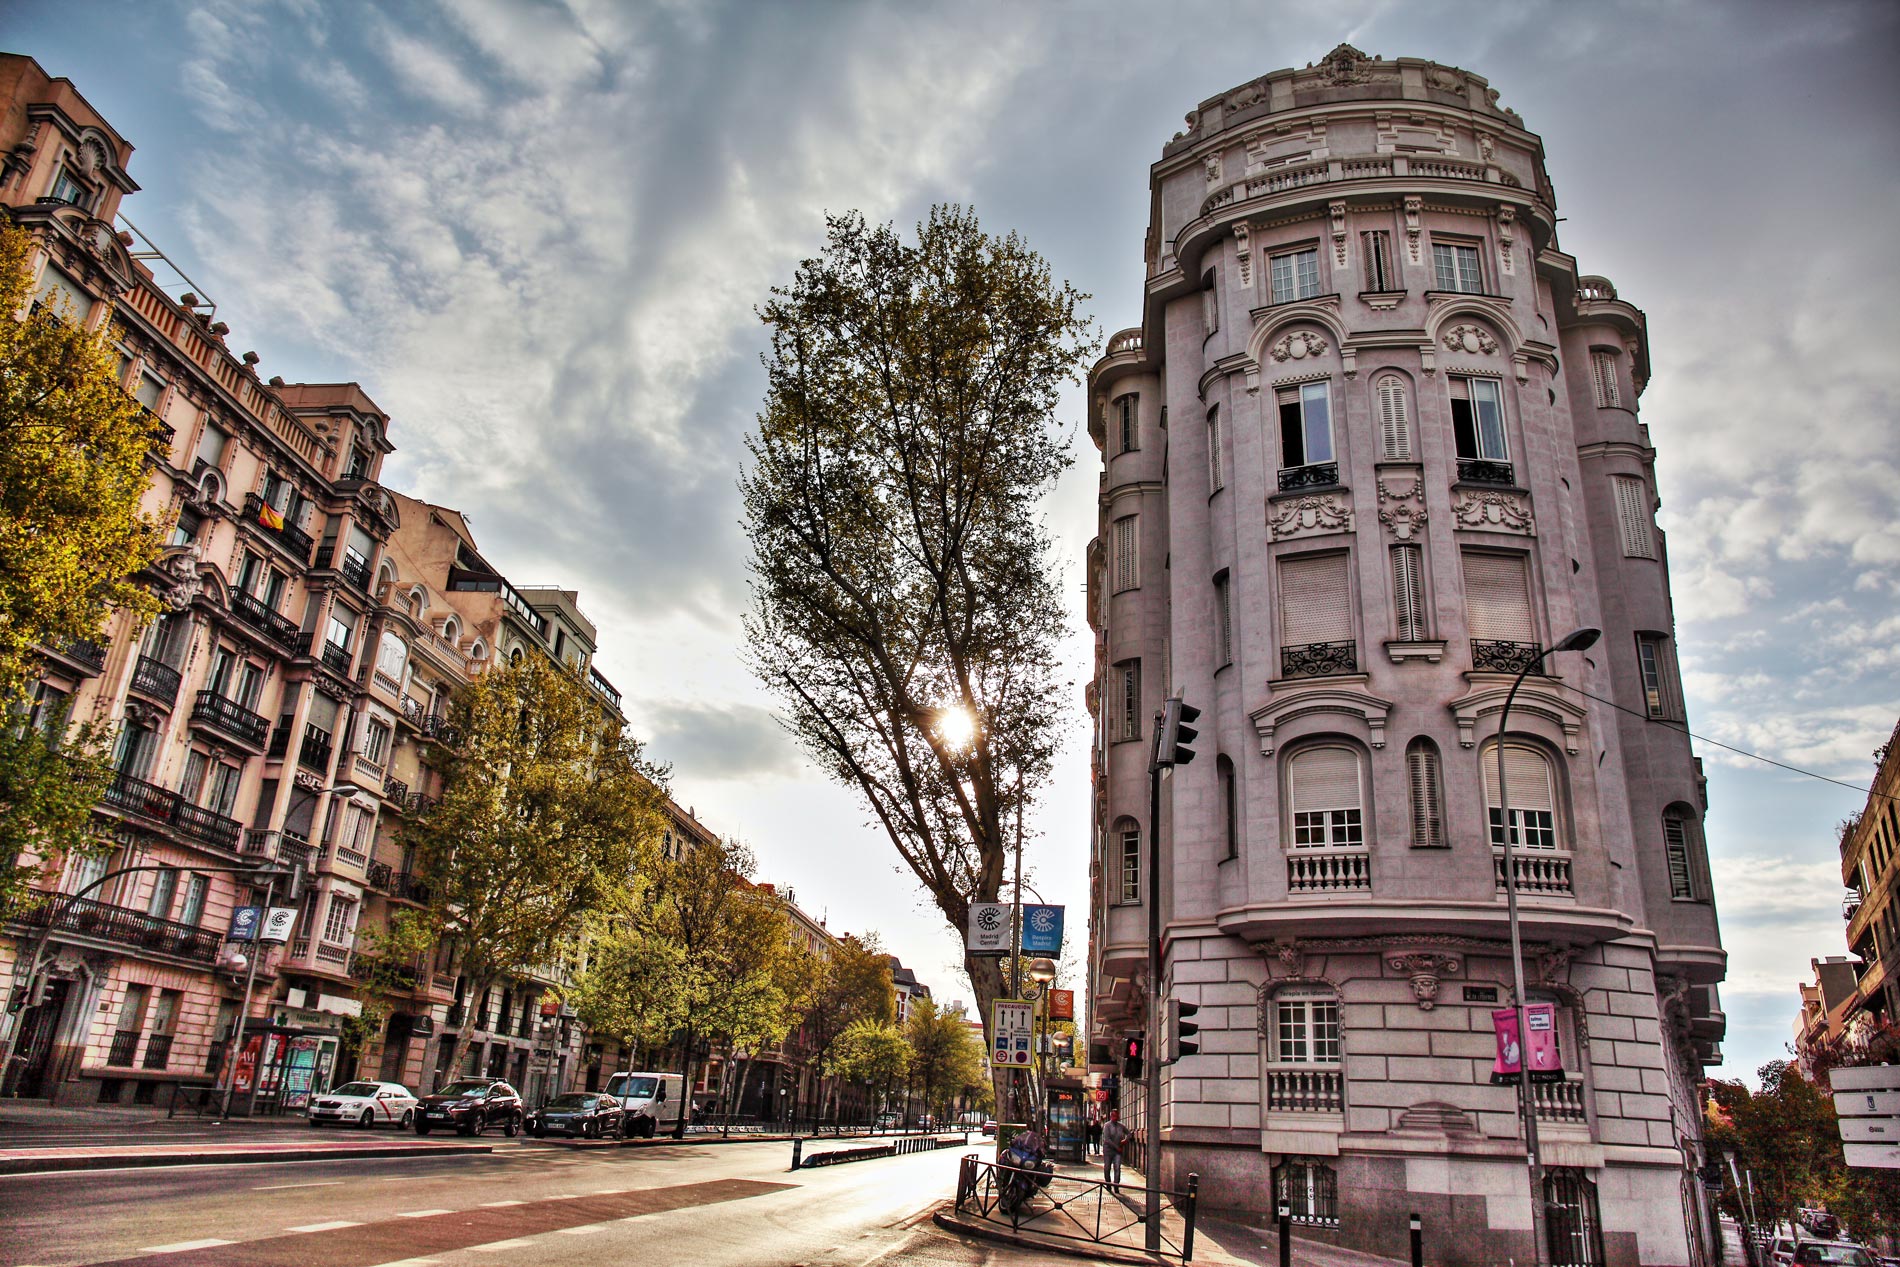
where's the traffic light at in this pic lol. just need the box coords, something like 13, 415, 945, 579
1164, 998, 1200, 1064
1123, 1034, 1144, 1080
1156, 697, 1201, 768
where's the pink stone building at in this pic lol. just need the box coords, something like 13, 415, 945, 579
1085, 47, 1725, 1267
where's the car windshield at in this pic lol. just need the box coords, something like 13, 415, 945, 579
547, 1094, 594, 1108
330, 1082, 382, 1097
437, 1081, 490, 1097
607, 1075, 658, 1099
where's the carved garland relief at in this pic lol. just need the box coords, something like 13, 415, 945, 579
1376, 475, 1428, 541
1270, 331, 1329, 362
1386, 953, 1463, 1010
1269, 493, 1352, 541
1452, 488, 1534, 534
1442, 324, 1498, 356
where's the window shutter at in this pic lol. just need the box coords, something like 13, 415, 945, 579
1377, 377, 1411, 460
1483, 744, 1555, 813
1613, 476, 1655, 559
1591, 351, 1620, 408
1280, 554, 1352, 646
1207, 407, 1224, 492
1407, 742, 1445, 847
1113, 516, 1139, 590
1391, 545, 1425, 641
1461, 553, 1534, 643
1215, 573, 1233, 665
1291, 748, 1360, 814
1664, 818, 1695, 899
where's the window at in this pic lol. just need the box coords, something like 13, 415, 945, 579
68, 850, 109, 897
195, 423, 229, 469
1361, 230, 1396, 292
322, 895, 357, 944
1450, 377, 1508, 461
345, 524, 375, 577
1462, 552, 1535, 647
1112, 516, 1139, 592
1273, 988, 1340, 1064
362, 719, 392, 766
206, 762, 242, 818
326, 609, 355, 651
1113, 660, 1142, 743
1213, 570, 1233, 667
26, 683, 70, 736
1201, 268, 1219, 333
1270, 247, 1321, 304
1276, 381, 1334, 470
167, 507, 203, 549
1590, 350, 1620, 408
1206, 406, 1224, 493
48, 165, 95, 210
1664, 814, 1698, 900
377, 631, 408, 683
1117, 820, 1141, 904
179, 750, 210, 803
1636, 634, 1673, 718
1218, 755, 1238, 860
1376, 375, 1411, 460
115, 722, 156, 779
1287, 747, 1363, 848
1612, 475, 1655, 559
1278, 553, 1353, 666
1274, 1159, 1340, 1229
147, 868, 179, 918
235, 662, 264, 712
179, 874, 209, 926
135, 373, 165, 411
1406, 738, 1447, 848
34, 265, 94, 324
1432, 241, 1484, 293
1115, 395, 1138, 455
1484, 743, 1560, 851
1390, 545, 1426, 642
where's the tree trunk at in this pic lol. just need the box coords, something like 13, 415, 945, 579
675, 1022, 696, 1139
440, 972, 496, 1091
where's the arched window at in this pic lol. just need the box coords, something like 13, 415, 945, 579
377, 561, 395, 591
1273, 1158, 1339, 1228
1114, 817, 1141, 904
408, 587, 426, 619
442, 618, 459, 644
509, 647, 523, 667
1286, 746, 1363, 848
1375, 374, 1411, 460
1405, 738, 1446, 848
1663, 804, 1704, 901
1545, 1169, 1605, 1266
1482, 742, 1560, 850
467, 638, 483, 661
1217, 755, 1238, 859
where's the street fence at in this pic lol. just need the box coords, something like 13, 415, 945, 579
953, 1151, 1199, 1263
793, 1131, 968, 1170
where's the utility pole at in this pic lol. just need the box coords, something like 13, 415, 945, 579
1144, 695, 1198, 1255
219, 872, 275, 1120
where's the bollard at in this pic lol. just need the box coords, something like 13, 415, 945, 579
1278, 1200, 1291, 1267
1183, 1173, 1199, 1262
790, 1137, 803, 1171
1410, 1211, 1423, 1267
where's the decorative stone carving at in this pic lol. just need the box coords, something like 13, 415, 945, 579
1270, 331, 1329, 362
1403, 196, 1423, 265
1442, 324, 1498, 355
1376, 475, 1428, 541
1315, 43, 1373, 86
1538, 944, 1574, 986
1272, 942, 1307, 979
1228, 83, 1266, 113
1330, 200, 1348, 267
1269, 492, 1352, 540
1495, 205, 1516, 275
1452, 487, 1534, 534
150, 544, 206, 611
1232, 220, 1252, 288
1204, 152, 1223, 189
1386, 953, 1463, 1010
1428, 63, 1467, 95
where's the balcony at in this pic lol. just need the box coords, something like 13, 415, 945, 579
243, 493, 314, 565
400, 697, 459, 744
13, 894, 221, 965
1455, 458, 1516, 487
298, 725, 334, 773
173, 798, 243, 851
1278, 461, 1340, 493
403, 792, 439, 817
1266, 1066, 1343, 1114
57, 637, 107, 675
99, 770, 242, 852
319, 640, 354, 677
337, 551, 373, 592
1494, 849, 1574, 897
228, 590, 301, 650
395, 871, 432, 904
1533, 1077, 1588, 1125
142, 1033, 175, 1071
107, 1029, 141, 1068
588, 667, 622, 710
1287, 848, 1371, 895
129, 655, 182, 705
383, 775, 408, 802
242, 828, 312, 871
1281, 640, 1357, 679
1471, 640, 1543, 675
367, 860, 393, 889
191, 690, 270, 748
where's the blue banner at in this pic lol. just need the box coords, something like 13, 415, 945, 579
1021, 904, 1064, 954
227, 905, 262, 942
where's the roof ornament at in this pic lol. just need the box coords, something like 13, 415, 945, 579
1315, 43, 1375, 86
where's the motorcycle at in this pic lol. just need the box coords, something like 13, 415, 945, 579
997, 1134, 1056, 1216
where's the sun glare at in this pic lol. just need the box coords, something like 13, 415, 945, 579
936, 705, 977, 749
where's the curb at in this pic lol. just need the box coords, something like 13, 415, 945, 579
0, 1142, 495, 1176
932, 1202, 1168, 1265
533, 1132, 798, 1151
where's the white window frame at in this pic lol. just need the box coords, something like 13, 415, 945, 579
1117, 823, 1141, 904
1450, 375, 1509, 462
322, 894, 357, 944
1286, 746, 1365, 849
362, 718, 392, 766
1664, 815, 1698, 900
1637, 634, 1673, 719
1113, 660, 1141, 743
1361, 230, 1396, 292
1484, 742, 1561, 851
1277, 380, 1335, 470
1269, 247, 1322, 305
1432, 241, 1484, 293
1273, 987, 1341, 1064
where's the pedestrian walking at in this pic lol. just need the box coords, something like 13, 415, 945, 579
1100, 1108, 1131, 1193
1086, 1109, 1102, 1157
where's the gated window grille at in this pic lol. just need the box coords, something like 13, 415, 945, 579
1273, 1158, 1339, 1228
1545, 1168, 1605, 1267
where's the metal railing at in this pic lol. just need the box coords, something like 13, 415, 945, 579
142, 1033, 175, 1070
1277, 461, 1340, 492
130, 655, 182, 704
794, 1131, 967, 1168
299, 725, 333, 772
228, 590, 300, 648
192, 689, 269, 746
107, 1029, 140, 1067
337, 551, 373, 591
1456, 457, 1516, 487
13, 894, 222, 965
1472, 639, 1543, 674
954, 1153, 1199, 1262
58, 637, 107, 673
243, 492, 314, 564
383, 775, 409, 802
1281, 640, 1357, 679
320, 640, 353, 676
99, 770, 242, 851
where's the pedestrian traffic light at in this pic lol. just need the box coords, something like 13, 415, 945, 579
1123, 1034, 1144, 1079
1156, 697, 1201, 768
1164, 998, 1200, 1064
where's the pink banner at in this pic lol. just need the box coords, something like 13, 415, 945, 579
1492, 1003, 1563, 1083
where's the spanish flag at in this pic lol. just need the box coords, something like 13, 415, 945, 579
257, 503, 285, 531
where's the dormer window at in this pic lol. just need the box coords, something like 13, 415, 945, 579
47, 165, 96, 211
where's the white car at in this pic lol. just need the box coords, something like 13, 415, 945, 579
307, 1080, 419, 1129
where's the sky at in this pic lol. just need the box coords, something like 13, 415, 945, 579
8, 0, 1898, 1085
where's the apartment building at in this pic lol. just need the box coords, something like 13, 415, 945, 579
1083, 46, 1725, 1266
1832, 719, 1900, 1056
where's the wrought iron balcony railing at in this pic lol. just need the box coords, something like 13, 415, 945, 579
14, 894, 222, 965
107, 1029, 141, 1067
1278, 461, 1340, 493
299, 725, 334, 773
366, 861, 393, 890
228, 590, 301, 649
130, 655, 182, 705
142, 1033, 175, 1071
191, 690, 270, 748
1456, 458, 1516, 487
1471, 640, 1543, 675
395, 871, 432, 904
382, 775, 409, 802
172, 798, 243, 851
99, 770, 242, 852
320, 640, 354, 677
58, 637, 108, 674
338, 551, 373, 592
243, 492, 314, 564
1281, 640, 1357, 679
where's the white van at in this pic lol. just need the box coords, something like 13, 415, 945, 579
604, 1071, 686, 1138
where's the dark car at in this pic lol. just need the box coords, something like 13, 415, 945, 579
528, 1093, 622, 1139
415, 1078, 523, 1137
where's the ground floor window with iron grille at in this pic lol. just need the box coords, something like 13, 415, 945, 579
1273, 1158, 1338, 1228
1546, 1168, 1605, 1267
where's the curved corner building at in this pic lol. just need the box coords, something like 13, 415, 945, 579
1084, 46, 1725, 1267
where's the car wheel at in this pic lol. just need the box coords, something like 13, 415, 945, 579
459, 1114, 479, 1136
639, 1118, 656, 1139
584, 1120, 599, 1139
360, 1109, 376, 1128
504, 1112, 519, 1138
400, 1109, 414, 1129
308, 1117, 322, 1128
533, 1124, 546, 1138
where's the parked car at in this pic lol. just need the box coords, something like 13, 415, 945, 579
1792, 1244, 1879, 1266
415, 1078, 523, 1136
981, 1119, 998, 1137
1772, 1236, 1800, 1265
307, 1080, 418, 1129
528, 1093, 623, 1139
876, 1111, 902, 1129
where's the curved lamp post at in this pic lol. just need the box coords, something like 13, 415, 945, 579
1496, 626, 1599, 1267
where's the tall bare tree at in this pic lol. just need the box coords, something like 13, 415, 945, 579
741, 206, 1092, 1081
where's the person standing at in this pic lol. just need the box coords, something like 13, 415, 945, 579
1086, 1108, 1102, 1157
1100, 1108, 1131, 1193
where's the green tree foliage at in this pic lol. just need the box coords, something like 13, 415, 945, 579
1707, 1061, 1844, 1233
400, 655, 671, 1079
791, 933, 896, 1117
740, 206, 1093, 1077
825, 1017, 909, 1113
905, 997, 987, 1123
0, 705, 114, 917
0, 223, 164, 700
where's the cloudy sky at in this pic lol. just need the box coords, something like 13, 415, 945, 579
12, 0, 1897, 1083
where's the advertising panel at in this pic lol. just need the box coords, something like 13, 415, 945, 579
1490, 1003, 1563, 1083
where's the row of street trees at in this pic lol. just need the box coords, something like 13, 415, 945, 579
829, 996, 991, 1125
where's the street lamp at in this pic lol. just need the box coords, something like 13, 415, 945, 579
1496, 626, 1598, 1267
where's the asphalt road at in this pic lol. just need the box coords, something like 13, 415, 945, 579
0, 1138, 1054, 1267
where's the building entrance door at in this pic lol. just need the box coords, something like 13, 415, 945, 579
7, 979, 72, 1099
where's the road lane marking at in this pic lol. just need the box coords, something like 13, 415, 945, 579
469, 1240, 536, 1253
478, 1199, 524, 1206
139, 1240, 237, 1254
255, 1179, 345, 1190
287, 1220, 362, 1232
397, 1209, 455, 1217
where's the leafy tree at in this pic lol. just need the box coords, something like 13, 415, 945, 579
568, 920, 685, 1065
400, 655, 670, 1082
826, 1018, 910, 1118
741, 206, 1092, 1096
906, 997, 986, 1123
0, 703, 114, 917
791, 933, 896, 1120
1707, 1061, 1842, 1234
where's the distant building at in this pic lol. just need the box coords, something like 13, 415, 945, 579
889, 956, 931, 1025
1831, 718, 1900, 1052
1794, 956, 1862, 1078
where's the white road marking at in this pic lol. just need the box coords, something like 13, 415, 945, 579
255, 1180, 345, 1190
556, 1226, 604, 1235
469, 1239, 536, 1253
287, 1220, 362, 1233
477, 1199, 524, 1207
396, 1209, 454, 1218
138, 1240, 237, 1254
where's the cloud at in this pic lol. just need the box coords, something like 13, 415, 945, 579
639, 700, 801, 783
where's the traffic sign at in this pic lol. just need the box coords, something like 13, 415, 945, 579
992, 999, 1034, 1067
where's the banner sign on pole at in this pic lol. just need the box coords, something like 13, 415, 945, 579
1491, 1003, 1563, 1083
966, 903, 1011, 957
1021, 904, 1064, 955
227, 906, 262, 942
991, 999, 1034, 1067
259, 908, 298, 944
1047, 988, 1074, 1020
